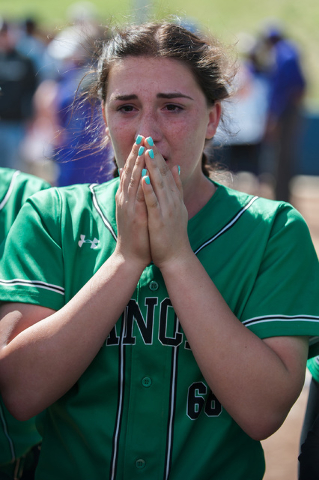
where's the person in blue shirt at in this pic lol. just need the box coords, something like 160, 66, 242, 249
263, 26, 306, 202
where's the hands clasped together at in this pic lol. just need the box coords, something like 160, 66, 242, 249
115, 135, 190, 272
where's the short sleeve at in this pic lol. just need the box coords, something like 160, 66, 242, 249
0, 188, 65, 310
240, 205, 319, 358
15, 175, 51, 207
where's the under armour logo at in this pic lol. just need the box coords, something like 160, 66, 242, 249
78, 235, 100, 249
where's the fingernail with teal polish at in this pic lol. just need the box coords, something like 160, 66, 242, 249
146, 137, 154, 146
117, 169, 120, 176
142, 168, 147, 177
145, 176, 151, 185
138, 146, 145, 156
136, 135, 143, 145
178, 165, 181, 175
148, 149, 154, 159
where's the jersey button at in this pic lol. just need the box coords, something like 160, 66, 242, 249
149, 280, 159, 291
142, 376, 152, 388
136, 459, 146, 469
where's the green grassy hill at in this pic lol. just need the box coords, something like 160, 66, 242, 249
2, 0, 319, 103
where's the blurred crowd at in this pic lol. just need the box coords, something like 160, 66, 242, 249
210, 22, 306, 202
0, 2, 113, 187
0, 6, 307, 201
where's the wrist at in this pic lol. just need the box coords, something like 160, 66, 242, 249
157, 245, 194, 276
112, 247, 149, 275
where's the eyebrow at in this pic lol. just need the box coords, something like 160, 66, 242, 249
113, 94, 138, 101
112, 92, 194, 101
157, 93, 194, 100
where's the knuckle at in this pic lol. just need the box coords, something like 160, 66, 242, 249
136, 190, 144, 203
128, 177, 138, 189
157, 177, 165, 190
160, 162, 170, 176
135, 155, 144, 167
149, 198, 159, 209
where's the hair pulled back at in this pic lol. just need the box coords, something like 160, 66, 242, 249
95, 22, 232, 107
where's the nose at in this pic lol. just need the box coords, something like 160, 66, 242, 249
137, 109, 162, 143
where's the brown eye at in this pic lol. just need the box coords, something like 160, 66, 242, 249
165, 104, 183, 112
118, 105, 135, 112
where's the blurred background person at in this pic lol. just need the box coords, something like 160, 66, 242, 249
0, 19, 37, 172
43, 2, 113, 185
15, 17, 56, 84
209, 32, 269, 177
19, 78, 58, 185
261, 24, 306, 202
47, 44, 113, 186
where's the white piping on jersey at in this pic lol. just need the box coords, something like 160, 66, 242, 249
164, 320, 180, 480
0, 170, 20, 211
89, 184, 117, 241
243, 314, 319, 328
110, 311, 127, 480
194, 195, 259, 255
0, 279, 65, 295
0, 403, 16, 462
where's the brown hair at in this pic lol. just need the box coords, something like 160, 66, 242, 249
90, 21, 234, 176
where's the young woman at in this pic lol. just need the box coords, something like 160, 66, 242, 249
0, 22, 319, 480
0, 168, 50, 480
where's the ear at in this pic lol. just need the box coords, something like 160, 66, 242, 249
205, 102, 222, 140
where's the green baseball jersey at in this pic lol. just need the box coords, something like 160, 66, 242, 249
1, 177, 319, 479
0, 168, 51, 242
0, 168, 50, 467
307, 356, 319, 382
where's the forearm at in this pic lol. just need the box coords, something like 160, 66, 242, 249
160, 252, 307, 439
0, 252, 144, 420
